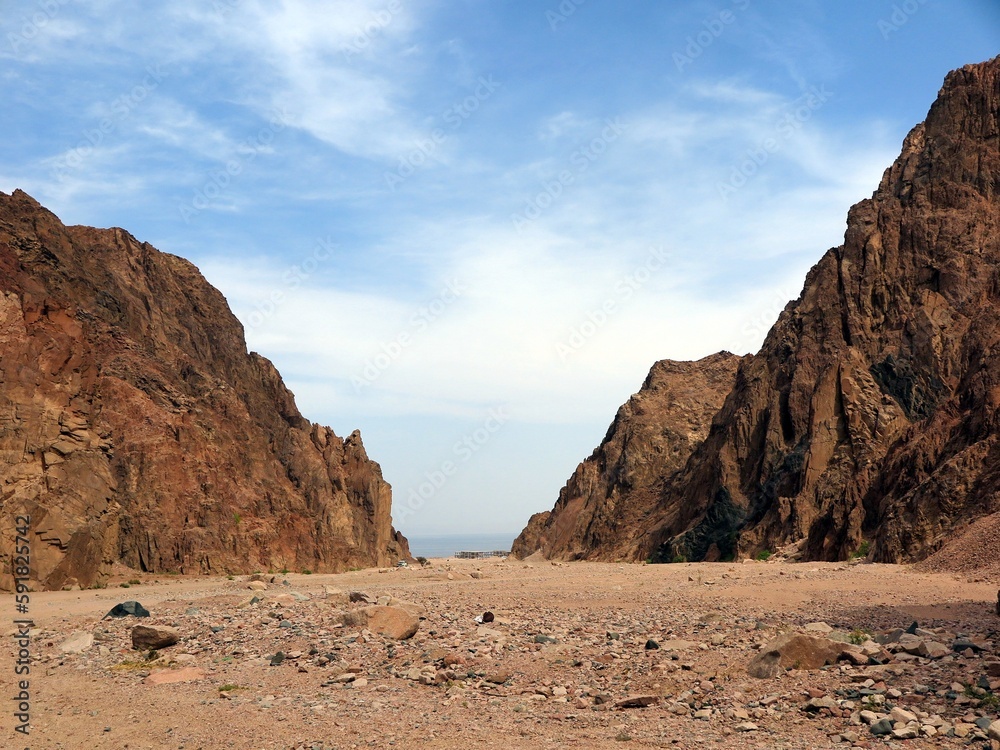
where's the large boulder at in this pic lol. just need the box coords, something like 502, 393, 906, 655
748, 633, 848, 679
131, 624, 181, 650
341, 606, 419, 640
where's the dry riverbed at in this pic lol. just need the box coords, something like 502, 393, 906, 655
2, 558, 999, 750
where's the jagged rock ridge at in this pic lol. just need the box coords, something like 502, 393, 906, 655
516, 56, 1000, 566
0, 190, 409, 590
512, 352, 742, 560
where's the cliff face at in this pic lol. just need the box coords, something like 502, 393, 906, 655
516, 56, 1000, 566
511, 353, 743, 560
649, 58, 1000, 564
0, 190, 409, 590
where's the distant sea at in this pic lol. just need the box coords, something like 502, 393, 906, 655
406, 532, 518, 559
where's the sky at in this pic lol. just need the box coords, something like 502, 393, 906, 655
1, 1, 998, 539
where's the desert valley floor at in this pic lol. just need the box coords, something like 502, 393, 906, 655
3, 557, 999, 750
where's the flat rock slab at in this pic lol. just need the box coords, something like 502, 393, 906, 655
143, 667, 206, 686
58, 631, 94, 654
658, 639, 699, 651
616, 695, 660, 709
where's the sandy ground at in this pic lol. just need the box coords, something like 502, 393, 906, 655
2, 558, 999, 750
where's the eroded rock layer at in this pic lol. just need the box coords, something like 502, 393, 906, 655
0, 190, 409, 589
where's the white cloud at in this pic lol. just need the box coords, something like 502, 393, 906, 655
206, 0, 430, 160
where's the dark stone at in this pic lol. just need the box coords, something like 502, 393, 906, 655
645, 639, 660, 650
534, 635, 558, 644
270, 651, 285, 666
102, 601, 150, 619
870, 355, 943, 421
905, 621, 919, 635
870, 719, 894, 736
952, 637, 983, 653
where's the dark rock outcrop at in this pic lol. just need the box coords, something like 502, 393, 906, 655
651, 57, 1000, 564
0, 190, 409, 590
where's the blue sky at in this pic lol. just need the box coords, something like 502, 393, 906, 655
2, 1, 998, 538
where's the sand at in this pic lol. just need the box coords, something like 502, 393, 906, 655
2, 558, 999, 749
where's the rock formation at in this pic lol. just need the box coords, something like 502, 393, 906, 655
517, 56, 1000, 566
0, 190, 409, 590
511, 353, 742, 560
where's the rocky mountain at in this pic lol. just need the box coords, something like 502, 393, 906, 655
511, 352, 743, 560
516, 56, 1000, 566
0, 190, 409, 590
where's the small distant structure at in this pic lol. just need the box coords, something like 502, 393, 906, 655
455, 549, 509, 559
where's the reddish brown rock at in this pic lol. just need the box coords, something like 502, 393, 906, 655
519, 56, 1000, 568
131, 625, 180, 650
0, 191, 409, 590
511, 353, 742, 560
341, 605, 420, 640
143, 667, 205, 685
648, 57, 1000, 565
747, 634, 847, 679
615, 695, 660, 709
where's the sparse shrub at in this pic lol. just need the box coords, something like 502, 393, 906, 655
852, 541, 870, 559
301, 569, 312, 575
119, 583, 130, 588
755, 550, 772, 561
416, 556, 429, 566
128, 578, 141, 585
849, 628, 871, 645
671, 554, 687, 564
